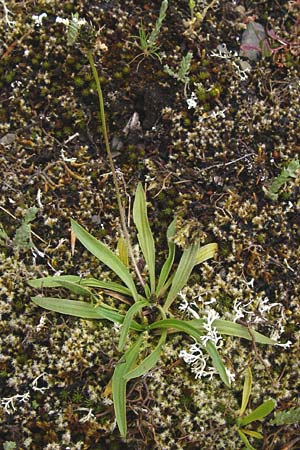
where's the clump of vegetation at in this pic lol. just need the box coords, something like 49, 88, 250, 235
264, 158, 300, 200
0, 206, 38, 251
164, 51, 193, 93
29, 183, 278, 438
28, 13, 279, 440
269, 406, 300, 426
130, 0, 168, 69
235, 367, 275, 450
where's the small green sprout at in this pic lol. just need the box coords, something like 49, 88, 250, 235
189, 0, 196, 18
0, 206, 38, 251
264, 158, 300, 201
164, 51, 193, 95
235, 367, 275, 450
269, 406, 300, 426
130, 0, 168, 70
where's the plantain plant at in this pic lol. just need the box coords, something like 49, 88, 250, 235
29, 185, 277, 437
29, 13, 278, 439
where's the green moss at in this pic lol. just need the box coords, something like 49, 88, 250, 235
16, 353, 31, 365
256, 233, 266, 244
202, 58, 211, 67
98, 228, 107, 238
40, 87, 49, 97
216, 293, 233, 309
89, 81, 97, 91
219, 243, 231, 257
281, 191, 291, 200
114, 71, 123, 80
64, 2, 73, 12
81, 88, 90, 97
72, 390, 84, 403
209, 85, 221, 98
0, 370, 9, 378
196, 86, 207, 102
4, 71, 15, 83
198, 71, 210, 80
66, 55, 76, 65
14, 300, 24, 312
63, 126, 74, 136
59, 389, 70, 401
42, 61, 51, 70
99, 76, 107, 85
74, 76, 85, 87
75, 62, 82, 71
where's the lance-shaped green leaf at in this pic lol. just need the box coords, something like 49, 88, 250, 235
149, 318, 203, 339
237, 429, 256, 450
117, 236, 129, 267
28, 275, 83, 288
52, 279, 96, 298
71, 219, 139, 303
205, 340, 230, 387
31, 296, 144, 331
242, 429, 263, 439
163, 242, 200, 311
195, 242, 218, 265
80, 278, 133, 297
156, 218, 176, 296
133, 183, 156, 294
240, 367, 252, 416
0, 223, 9, 243
29, 275, 132, 296
148, 319, 230, 386
239, 400, 275, 427
112, 335, 143, 438
125, 330, 167, 380
118, 299, 149, 351
189, 319, 277, 345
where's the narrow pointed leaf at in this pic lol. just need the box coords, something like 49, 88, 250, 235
156, 218, 176, 296
189, 319, 277, 345
240, 367, 253, 416
28, 275, 83, 288
112, 336, 143, 437
71, 219, 139, 302
29, 275, 135, 298
195, 242, 218, 265
148, 319, 229, 386
148, 318, 204, 339
242, 429, 263, 439
117, 236, 129, 267
163, 242, 200, 311
52, 279, 96, 297
31, 296, 144, 330
239, 400, 275, 426
237, 429, 256, 450
133, 183, 156, 294
125, 330, 167, 380
80, 278, 133, 297
205, 340, 230, 387
32, 296, 114, 319
118, 299, 149, 351
144, 283, 151, 299
156, 272, 174, 299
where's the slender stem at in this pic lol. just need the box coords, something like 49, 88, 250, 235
86, 50, 145, 287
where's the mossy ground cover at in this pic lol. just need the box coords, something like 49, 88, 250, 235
0, 1, 300, 449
